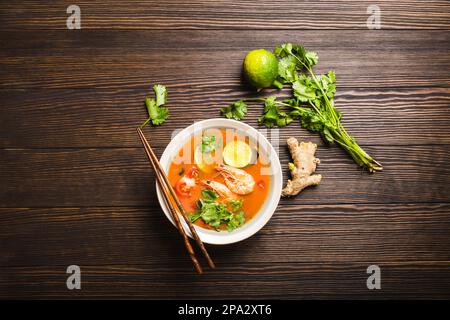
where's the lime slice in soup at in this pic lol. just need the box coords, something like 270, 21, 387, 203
194, 145, 215, 173
223, 140, 253, 168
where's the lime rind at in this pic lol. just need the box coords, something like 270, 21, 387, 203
243, 49, 279, 89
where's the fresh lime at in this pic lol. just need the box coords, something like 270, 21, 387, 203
223, 140, 253, 168
194, 145, 215, 173
243, 49, 279, 90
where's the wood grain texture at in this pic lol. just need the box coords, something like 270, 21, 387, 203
2, 29, 449, 50
1, 1, 450, 299
1, 205, 449, 267
1, 87, 449, 148
1, 263, 449, 299
0, 1, 449, 30
1, 145, 450, 207
1, 30, 449, 90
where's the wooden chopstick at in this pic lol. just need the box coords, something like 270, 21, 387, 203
137, 128, 215, 269
137, 128, 202, 274
137, 128, 215, 271
138, 130, 216, 269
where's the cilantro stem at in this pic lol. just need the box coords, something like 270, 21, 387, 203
140, 117, 151, 129
307, 101, 325, 119
306, 67, 340, 126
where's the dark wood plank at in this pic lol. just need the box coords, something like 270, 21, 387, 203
1, 145, 449, 207
1, 204, 449, 267
1, 87, 449, 148
2, 29, 449, 50
0, 1, 449, 30
1, 30, 449, 90
1, 262, 449, 299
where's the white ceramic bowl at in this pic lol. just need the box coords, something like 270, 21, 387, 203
156, 118, 282, 245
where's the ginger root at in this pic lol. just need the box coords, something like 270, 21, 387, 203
281, 137, 322, 197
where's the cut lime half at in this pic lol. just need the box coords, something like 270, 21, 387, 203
223, 140, 253, 168
194, 145, 215, 173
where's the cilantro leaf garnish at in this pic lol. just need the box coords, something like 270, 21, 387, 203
140, 84, 169, 127
227, 211, 245, 232
153, 84, 167, 107
201, 135, 217, 153
201, 189, 219, 201
199, 202, 224, 228
229, 199, 243, 211
189, 189, 246, 231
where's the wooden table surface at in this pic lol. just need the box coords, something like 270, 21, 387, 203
1, 1, 450, 299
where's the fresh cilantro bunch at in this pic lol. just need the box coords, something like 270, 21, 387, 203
140, 84, 169, 127
222, 43, 382, 172
189, 189, 245, 232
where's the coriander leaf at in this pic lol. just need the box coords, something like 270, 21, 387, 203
152, 107, 169, 125
140, 84, 169, 128
201, 135, 216, 153
305, 51, 318, 67
153, 84, 168, 107
274, 43, 293, 57
200, 202, 223, 228
258, 96, 293, 128
227, 211, 245, 232
221, 100, 248, 120
315, 71, 336, 99
275, 43, 318, 69
193, 195, 247, 231
277, 55, 299, 83
292, 79, 317, 102
145, 97, 169, 125
276, 115, 293, 127
229, 199, 243, 212
290, 107, 326, 133
145, 97, 157, 119
201, 189, 219, 201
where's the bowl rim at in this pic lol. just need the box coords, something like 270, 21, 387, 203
156, 118, 282, 245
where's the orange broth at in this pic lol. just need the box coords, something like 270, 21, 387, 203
167, 128, 271, 230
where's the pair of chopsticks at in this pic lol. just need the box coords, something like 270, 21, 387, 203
137, 127, 215, 274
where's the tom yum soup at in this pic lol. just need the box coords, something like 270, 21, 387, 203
168, 128, 272, 232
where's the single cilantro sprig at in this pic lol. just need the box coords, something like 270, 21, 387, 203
140, 84, 169, 128
221, 100, 248, 120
